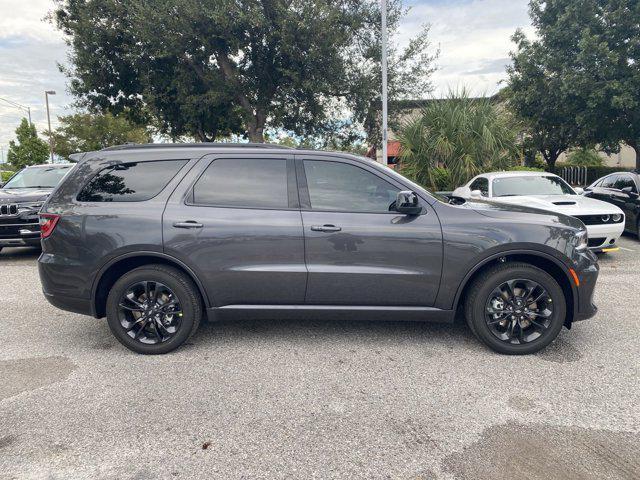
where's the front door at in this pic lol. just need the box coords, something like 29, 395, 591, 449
163, 154, 306, 306
297, 156, 443, 306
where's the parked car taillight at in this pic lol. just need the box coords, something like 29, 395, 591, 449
39, 213, 60, 239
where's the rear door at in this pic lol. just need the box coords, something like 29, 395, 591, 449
612, 174, 640, 230
163, 154, 306, 306
297, 155, 443, 306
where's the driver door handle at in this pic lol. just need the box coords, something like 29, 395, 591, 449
311, 224, 342, 232
173, 221, 203, 229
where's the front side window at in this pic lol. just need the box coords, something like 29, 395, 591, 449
3, 165, 73, 189
601, 175, 619, 189
303, 160, 399, 212
469, 177, 489, 196
193, 158, 288, 208
491, 176, 575, 197
77, 160, 187, 202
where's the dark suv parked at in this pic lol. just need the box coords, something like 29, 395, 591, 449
0, 163, 73, 251
38, 144, 599, 355
584, 171, 640, 237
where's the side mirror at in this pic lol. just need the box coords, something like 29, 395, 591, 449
395, 191, 422, 215
470, 189, 483, 198
573, 187, 584, 195
621, 186, 639, 198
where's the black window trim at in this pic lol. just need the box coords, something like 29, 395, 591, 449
294, 155, 425, 215
75, 158, 191, 204
184, 155, 299, 211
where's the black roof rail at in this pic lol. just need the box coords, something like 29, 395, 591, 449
100, 142, 293, 152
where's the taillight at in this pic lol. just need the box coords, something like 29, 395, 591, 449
39, 214, 60, 239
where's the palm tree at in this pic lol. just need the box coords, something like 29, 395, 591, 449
397, 89, 519, 191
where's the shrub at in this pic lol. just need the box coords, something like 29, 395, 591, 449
565, 148, 604, 167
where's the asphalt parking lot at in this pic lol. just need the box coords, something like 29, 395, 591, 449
1, 237, 639, 480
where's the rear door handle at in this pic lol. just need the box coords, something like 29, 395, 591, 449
310, 224, 342, 232
173, 221, 203, 229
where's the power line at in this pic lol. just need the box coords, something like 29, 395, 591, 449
0, 97, 32, 125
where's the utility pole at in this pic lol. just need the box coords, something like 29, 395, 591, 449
381, 0, 388, 166
45, 90, 56, 163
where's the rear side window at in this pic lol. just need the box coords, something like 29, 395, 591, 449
193, 158, 288, 208
77, 160, 187, 202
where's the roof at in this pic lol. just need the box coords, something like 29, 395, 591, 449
101, 142, 292, 152
478, 171, 555, 179
25, 163, 74, 168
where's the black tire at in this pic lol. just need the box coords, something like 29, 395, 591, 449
106, 265, 202, 354
464, 262, 566, 355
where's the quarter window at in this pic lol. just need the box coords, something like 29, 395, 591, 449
303, 160, 399, 212
193, 158, 288, 208
77, 160, 187, 202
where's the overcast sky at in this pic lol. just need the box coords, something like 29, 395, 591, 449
0, 0, 534, 158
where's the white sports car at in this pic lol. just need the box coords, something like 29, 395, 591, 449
452, 171, 625, 252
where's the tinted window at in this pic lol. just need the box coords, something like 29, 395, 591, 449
193, 158, 288, 208
469, 177, 489, 196
601, 175, 619, 189
3, 165, 73, 189
77, 160, 187, 202
304, 160, 399, 212
492, 175, 575, 197
614, 175, 637, 192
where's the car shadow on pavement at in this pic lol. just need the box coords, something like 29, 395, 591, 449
0, 246, 40, 261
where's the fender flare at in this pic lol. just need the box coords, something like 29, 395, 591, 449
90, 250, 212, 316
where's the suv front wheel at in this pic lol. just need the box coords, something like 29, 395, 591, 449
106, 265, 202, 354
465, 262, 566, 355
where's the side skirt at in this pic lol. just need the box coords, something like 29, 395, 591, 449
206, 305, 455, 323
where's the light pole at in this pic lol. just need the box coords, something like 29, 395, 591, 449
381, 0, 388, 165
0, 97, 32, 125
45, 90, 56, 163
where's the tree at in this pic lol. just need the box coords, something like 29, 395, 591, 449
397, 90, 519, 190
7, 119, 49, 169
48, 113, 152, 159
564, 148, 604, 167
506, 32, 580, 172
51, 0, 437, 144
508, 0, 640, 170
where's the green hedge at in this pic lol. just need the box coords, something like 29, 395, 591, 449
1, 170, 15, 182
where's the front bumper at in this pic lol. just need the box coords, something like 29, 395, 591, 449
585, 222, 625, 251
573, 260, 599, 322
0, 217, 41, 247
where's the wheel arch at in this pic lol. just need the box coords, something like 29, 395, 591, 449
91, 252, 211, 318
453, 250, 577, 327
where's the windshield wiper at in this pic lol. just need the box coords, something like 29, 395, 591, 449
4, 185, 53, 189
495, 194, 519, 197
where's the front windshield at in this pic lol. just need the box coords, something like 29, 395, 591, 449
492, 176, 575, 197
3, 165, 73, 189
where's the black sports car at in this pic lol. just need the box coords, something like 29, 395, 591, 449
584, 171, 640, 238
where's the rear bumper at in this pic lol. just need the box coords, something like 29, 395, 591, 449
38, 252, 93, 317
43, 291, 93, 316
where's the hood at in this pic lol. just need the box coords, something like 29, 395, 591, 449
489, 194, 624, 216
458, 197, 585, 230
0, 188, 53, 203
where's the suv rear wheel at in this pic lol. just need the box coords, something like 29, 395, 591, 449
465, 262, 566, 355
106, 265, 202, 354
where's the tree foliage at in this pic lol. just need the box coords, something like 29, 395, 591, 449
51, 0, 437, 144
508, 0, 640, 170
48, 112, 152, 159
564, 148, 604, 167
7, 119, 50, 170
397, 90, 519, 190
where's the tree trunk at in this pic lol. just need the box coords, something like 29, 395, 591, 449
542, 150, 560, 172
628, 140, 640, 171
246, 110, 266, 143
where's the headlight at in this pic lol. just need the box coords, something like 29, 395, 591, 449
600, 214, 610, 223
612, 213, 622, 222
574, 229, 588, 250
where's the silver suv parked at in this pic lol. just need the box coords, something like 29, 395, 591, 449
38, 144, 598, 355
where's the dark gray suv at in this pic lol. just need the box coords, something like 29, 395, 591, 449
38, 144, 598, 355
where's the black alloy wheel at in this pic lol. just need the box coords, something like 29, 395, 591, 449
106, 265, 202, 354
465, 262, 566, 355
484, 279, 553, 345
117, 281, 183, 344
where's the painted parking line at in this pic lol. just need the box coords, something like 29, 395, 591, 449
619, 246, 635, 252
